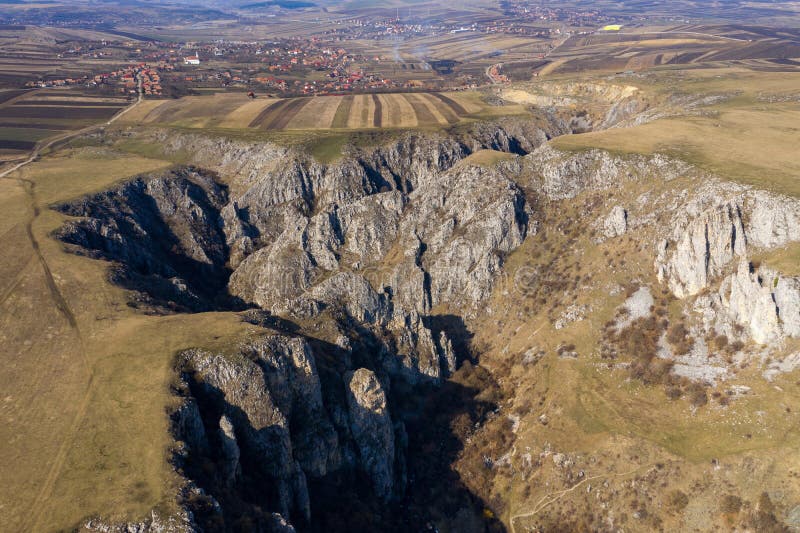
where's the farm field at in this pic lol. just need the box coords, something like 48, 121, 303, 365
536, 24, 800, 77
119, 90, 525, 132
0, 141, 261, 532
0, 89, 128, 157
0, 26, 135, 88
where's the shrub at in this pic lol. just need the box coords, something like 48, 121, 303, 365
667, 322, 694, 355
745, 492, 789, 533
667, 490, 689, 512
688, 383, 708, 407
714, 334, 729, 350
666, 387, 683, 400
730, 340, 746, 352
721, 494, 742, 514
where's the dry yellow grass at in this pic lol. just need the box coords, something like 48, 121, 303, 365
444, 91, 484, 114
218, 98, 282, 129
347, 94, 375, 129
0, 147, 259, 531
538, 58, 567, 77
458, 149, 517, 167
378, 93, 418, 128
553, 105, 800, 196
115, 99, 165, 124
288, 96, 341, 130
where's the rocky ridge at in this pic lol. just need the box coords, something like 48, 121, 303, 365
63, 122, 564, 531
61, 116, 800, 530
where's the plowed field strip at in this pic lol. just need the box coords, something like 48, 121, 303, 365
430, 92, 469, 115
247, 99, 290, 128
372, 94, 383, 127
402, 93, 438, 125
423, 94, 459, 124
331, 95, 354, 129
267, 98, 312, 130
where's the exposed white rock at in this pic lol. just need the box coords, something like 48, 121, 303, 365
554, 304, 588, 330
603, 205, 628, 239
655, 200, 746, 298
655, 188, 800, 303
618, 287, 653, 329
744, 191, 800, 248
722, 261, 781, 344
763, 352, 800, 381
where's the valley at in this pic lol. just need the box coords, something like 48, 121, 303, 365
1, 2, 800, 533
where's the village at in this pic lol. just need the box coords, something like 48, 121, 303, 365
9, 0, 640, 100
14, 3, 636, 99
22, 36, 429, 97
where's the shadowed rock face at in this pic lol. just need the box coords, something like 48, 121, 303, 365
56, 126, 560, 532
62, 126, 800, 531
344, 368, 395, 500
55, 166, 236, 312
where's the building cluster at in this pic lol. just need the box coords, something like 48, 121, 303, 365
27, 62, 171, 96
500, 0, 627, 27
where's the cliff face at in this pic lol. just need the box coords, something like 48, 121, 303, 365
56, 167, 233, 312
58, 118, 800, 531
653, 187, 800, 345
59, 123, 560, 531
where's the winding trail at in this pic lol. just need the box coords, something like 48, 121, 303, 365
509, 464, 651, 533
0, 75, 142, 531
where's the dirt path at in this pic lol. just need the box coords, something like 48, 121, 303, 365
0, 73, 142, 181
509, 464, 650, 533
12, 169, 94, 533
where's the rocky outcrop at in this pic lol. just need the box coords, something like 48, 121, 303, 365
603, 205, 628, 239
225, 150, 533, 321
84, 509, 197, 533
173, 329, 430, 529
178, 335, 343, 523
217, 415, 240, 488
656, 199, 747, 298
708, 261, 800, 344
55, 167, 232, 312
655, 189, 800, 299
344, 368, 395, 500
650, 186, 800, 346
522, 145, 690, 200
744, 192, 800, 248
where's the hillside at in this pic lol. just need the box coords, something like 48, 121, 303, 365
1, 64, 800, 532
